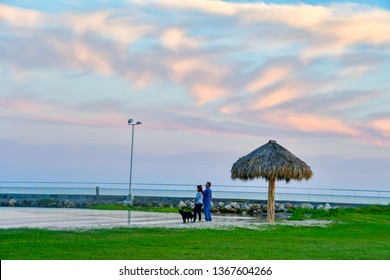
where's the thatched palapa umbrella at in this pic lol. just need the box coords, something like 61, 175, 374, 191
231, 140, 313, 224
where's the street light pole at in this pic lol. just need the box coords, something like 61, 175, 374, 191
128, 119, 142, 204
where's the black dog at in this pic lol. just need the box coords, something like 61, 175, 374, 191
178, 209, 195, 223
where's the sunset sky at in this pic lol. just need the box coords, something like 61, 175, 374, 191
1, 0, 389, 190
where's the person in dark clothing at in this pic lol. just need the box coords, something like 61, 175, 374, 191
202, 181, 212, 221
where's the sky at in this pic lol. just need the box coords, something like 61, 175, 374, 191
1, 0, 390, 191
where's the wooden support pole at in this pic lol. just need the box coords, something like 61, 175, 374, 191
267, 179, 275, 224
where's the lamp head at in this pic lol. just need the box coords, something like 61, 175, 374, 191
128, 119, 133, 125
136, 121, 142, 125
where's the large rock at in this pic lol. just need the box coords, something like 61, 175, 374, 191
277, 204, 286, 212
178, 201, 187, 209
285, 203, 294, 209
8, 199, 16, 206
250, 204, 261, 210
68, 201, 76, 208
231, 202, 240, 210
224, 204, 238, 213
324, 203, 332, 210
301, 203, 314, 209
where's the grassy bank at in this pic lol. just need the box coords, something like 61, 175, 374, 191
1, 205, 389, 260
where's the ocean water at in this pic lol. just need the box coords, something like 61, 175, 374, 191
1, 181, 389, 205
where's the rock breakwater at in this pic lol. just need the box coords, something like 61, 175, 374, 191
1, 194, 340, 217
176, 200, 338, 216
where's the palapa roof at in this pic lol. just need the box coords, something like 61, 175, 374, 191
231, 140, 313, 182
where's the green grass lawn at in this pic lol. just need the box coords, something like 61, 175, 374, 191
1, 206, 389, 260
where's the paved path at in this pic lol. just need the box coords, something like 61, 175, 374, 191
0, 207, 261, 229
0, 207, 331, 229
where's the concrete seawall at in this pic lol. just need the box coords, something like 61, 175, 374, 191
1, 194, 127, 208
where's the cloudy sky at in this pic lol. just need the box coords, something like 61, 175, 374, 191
1, 0, 389, 190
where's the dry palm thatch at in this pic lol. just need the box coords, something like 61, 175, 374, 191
231, 140, 313, 223
231, 140, 313, 182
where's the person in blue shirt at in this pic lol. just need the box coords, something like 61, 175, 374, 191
193, 185, 203, 222
202, 181, 212, 221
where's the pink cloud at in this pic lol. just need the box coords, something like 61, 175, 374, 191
150, 1, 390, 60
219, 105, 236, 114
168, 57, 228, 82
262, 112, 361, 137
64, 41, 114, 75
0, 4, 153, 44
1, 97, 125, 128
240, 3, 330, 28
147, 0, 238, 16
325, 9, 390, 45
300, 7, 390, 59
160, 28, 201, 51
0, 4, 47, 27
247, 65, 294, 93
253, 81, 310, 109
166, 56, 231, 104
190, 84, 230, 105
64, 11, 154, 45
371, 118, 390, 137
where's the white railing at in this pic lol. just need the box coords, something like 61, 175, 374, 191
0, 181, 389, 205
